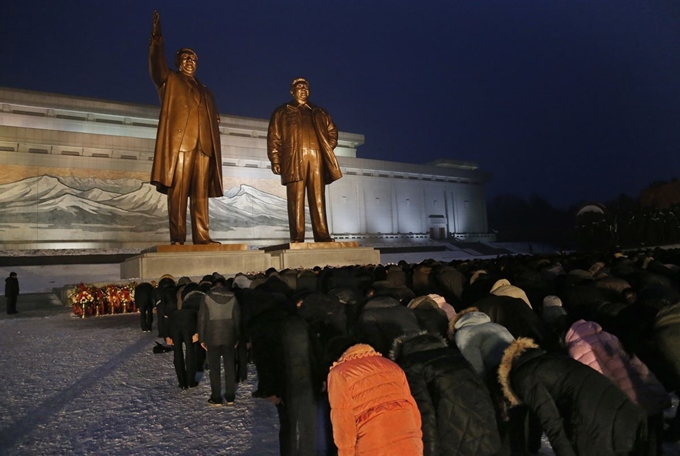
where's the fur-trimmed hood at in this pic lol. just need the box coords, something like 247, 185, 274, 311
389, 330, 448, 361
448, 307, 487, 338
497, 338, 541, 406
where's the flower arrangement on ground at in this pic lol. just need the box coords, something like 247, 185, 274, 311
69, 282, 138, 318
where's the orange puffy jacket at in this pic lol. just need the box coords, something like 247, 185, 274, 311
328, 344, 423, 456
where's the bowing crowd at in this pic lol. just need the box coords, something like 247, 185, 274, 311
135, 248, 680, 456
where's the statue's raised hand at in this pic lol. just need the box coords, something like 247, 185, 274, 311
152, 10, 162, 37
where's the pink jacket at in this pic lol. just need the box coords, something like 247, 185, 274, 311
327, 344, 423, 456
565, 319, 670, 415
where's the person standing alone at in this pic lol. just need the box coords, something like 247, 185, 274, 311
5, 272, 19, 315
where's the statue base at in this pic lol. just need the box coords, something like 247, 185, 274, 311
121, 244, 270, 280
145, 244, 249, 253
262, 241, 379, 269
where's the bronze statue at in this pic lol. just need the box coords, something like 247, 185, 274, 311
148, 10, 222, 245
267, 78, 342, 243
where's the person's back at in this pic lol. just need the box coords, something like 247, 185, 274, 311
450, 308, 515, 378
327, 343, 423, 456
4, 272, 19, 315
198, 283, 240, 405
499, 338, 648, 456
391, 332, 501, 456
134, 282, 155, 332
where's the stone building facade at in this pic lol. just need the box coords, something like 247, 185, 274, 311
0, 87, 492, 249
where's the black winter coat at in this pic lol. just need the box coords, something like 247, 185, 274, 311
475, 295, 549, 347
652, 302, 680, 391
499, 338, 647, 456
134, 282, 155, 309
411, 306, 449, 339
279, 315, 322, 456
356, 298, 420, 355
390, 332, 501, 456
197, 286, 239, 347
168, 308, 198, 340
5, 276, 19, 297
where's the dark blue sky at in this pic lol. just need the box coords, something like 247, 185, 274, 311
1, 1, 679, 208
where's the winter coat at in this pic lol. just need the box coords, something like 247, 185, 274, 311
489, 279, 532, 308
327, 344, 423, 456
357, 298, 421, 355
474, 295, 549, 347
148, 37, 223, 196
565, 319, 670, 415
197, 286, 240, 347
297, 292, 347, 346
385, 265, 408, 288
434, 265, 465, 308
167, 307, 198, 341
157, 285, 178, 338
412, 306, 449, 339
371, 281, 416, 306
296, 270, 319, 292
134, 282, 155, 309
267, 99, 341, 185
280, 315, 322, 456
4, 276, 19, 297
451, 309, 515, 378
559, 285, 626, 335
390, 332, 501, 456
412, 264, 439, 296
498, 338, 648, 456
652, 302, 680, 391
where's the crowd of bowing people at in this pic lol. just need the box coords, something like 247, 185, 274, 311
134, 248, 680, 456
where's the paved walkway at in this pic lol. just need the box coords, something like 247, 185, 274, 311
1, 293, 70, 320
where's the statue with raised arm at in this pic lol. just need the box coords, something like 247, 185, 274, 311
148, 10, 223, 245
267, 78, 342, 243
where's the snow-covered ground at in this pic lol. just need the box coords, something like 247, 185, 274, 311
0, 309, 281, 455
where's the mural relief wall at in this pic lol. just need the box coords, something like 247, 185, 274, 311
0, 165, 298, 246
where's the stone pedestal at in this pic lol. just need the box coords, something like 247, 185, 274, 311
262, 241, 380, 269
120, 244, 270, 280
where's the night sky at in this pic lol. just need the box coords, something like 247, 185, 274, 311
1, 1, 679, 208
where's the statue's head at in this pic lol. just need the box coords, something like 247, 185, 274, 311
175, 48, 198, 76
290, 77, 310, 104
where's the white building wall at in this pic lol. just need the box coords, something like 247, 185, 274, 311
0, 87, 493, 248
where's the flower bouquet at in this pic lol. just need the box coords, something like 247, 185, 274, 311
69, 283, 95, 318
